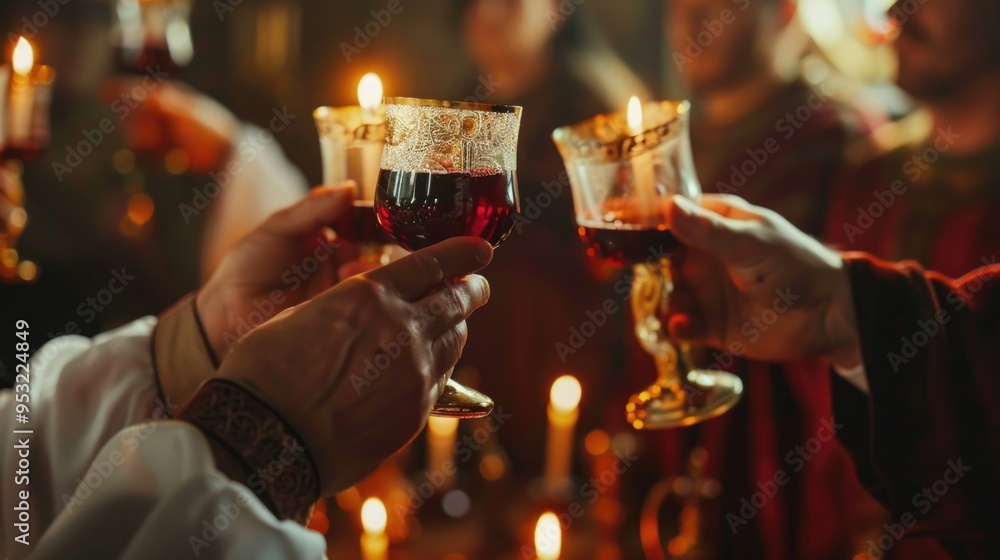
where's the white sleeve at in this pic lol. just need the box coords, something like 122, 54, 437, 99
1, 317, 166, 557
31, 422, 326, 560
200, 124, 309, 278
0, 317, 324, 559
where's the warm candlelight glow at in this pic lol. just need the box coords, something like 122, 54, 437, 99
427, 416, 459, 437
534, 512, 562, 560
550, 375, 582, 413
627, 95, 643, 135
360, 498, 387, 535
12, 37, 33, 76
357, 72, 384, 112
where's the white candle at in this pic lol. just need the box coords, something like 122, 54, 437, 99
626, 96, 658, 226
352, 72, 385, 202
8, 37, 35, 145
534, 512, 562, 560
426, 416, 458, 490
360, 497, 388, 560
545, 375, 582, 491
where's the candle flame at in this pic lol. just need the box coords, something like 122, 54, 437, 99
357, 72, 383, 112
13, 37, 33, 76
428, 416, 459, 437
627, 95, 643, 135
360, 498, 387, 535
550, 375, 582, 413
534, 512, 562, 559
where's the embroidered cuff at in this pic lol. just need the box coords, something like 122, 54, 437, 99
176, 378, 320, 524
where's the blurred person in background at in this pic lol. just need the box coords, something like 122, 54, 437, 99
617, 0, 885, 558
825, 0, 1000, 280
822, 2, 1000, 556
449, 0, 651, 480
0, 0, 305, 378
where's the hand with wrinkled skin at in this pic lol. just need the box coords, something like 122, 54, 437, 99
662, 194, 861, 369
218, 237, 494, 495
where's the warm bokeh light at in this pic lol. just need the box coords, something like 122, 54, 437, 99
550, 375, 582, 413
584, 429, 610, 456
479, 453, 505, 481
626, 95, 643, 135
361, 498, 387, 535
357, 72, 383, 112
126, 192, 155, 226
534, 512, 561, 560
13, 37, 33, 75
428, 416, 459, 437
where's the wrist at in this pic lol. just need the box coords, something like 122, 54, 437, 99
195, 285, 232, 363
176, 378, 320, 523
824, 258, 863, 369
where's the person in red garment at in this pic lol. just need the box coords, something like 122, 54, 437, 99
660, 193, 1000, 560
633, 1, 879, 557
826, 0, 1000, 280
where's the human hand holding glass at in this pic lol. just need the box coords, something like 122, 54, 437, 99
553, 98, 743, 429
373, 97, 522, 418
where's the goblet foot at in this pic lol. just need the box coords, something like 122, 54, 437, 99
431, 379, 494, 418
625, 369, 743, 429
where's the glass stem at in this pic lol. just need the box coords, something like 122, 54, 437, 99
631, 258, 683, 390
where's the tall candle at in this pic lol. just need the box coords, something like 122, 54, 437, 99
360, 497, 388, 560
350, 72, 385, 202
534, 512, 562, 560
8, 37, 35, 146
545, 375, 582, 491
626, 96, 658, 225
426, 416, 458, 490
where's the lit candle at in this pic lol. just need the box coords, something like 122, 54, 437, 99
545, 375, 582, 491
534, 512, 562, 560
426, 416, 459, 490
360, 497, 388, 560
8, 37, 35, 145
348, 72, 385, 202
626, 96, 658, 224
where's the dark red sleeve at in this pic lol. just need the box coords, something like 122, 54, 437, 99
834, 254, 1000, 553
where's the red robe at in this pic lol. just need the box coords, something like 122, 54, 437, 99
836, 255, 1000, 559
623, 80, 881, 559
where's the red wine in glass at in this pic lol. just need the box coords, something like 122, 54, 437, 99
0, 144, 43, 163
332, 201, 394, 245
375, 169, 519, 252
578, 223, 680, 266
113, 44, 186, 76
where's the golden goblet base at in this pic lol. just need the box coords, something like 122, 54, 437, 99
430, 379, 494, 419
625, 369, 743, 429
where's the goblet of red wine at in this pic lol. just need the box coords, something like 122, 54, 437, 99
553, 98, 743, 429
374, 97, 522, 418
314, 103, 394, 262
